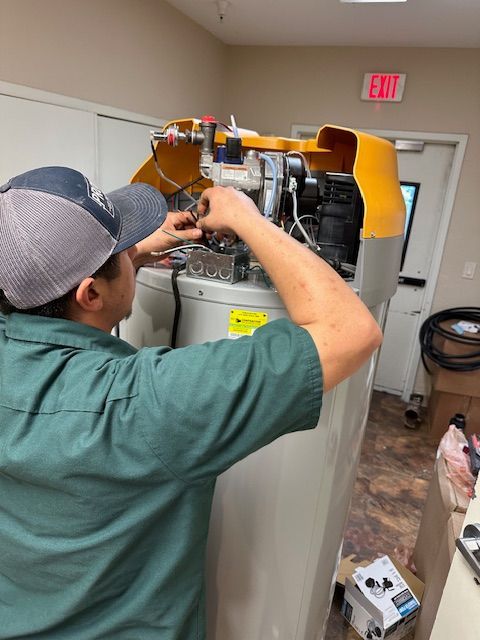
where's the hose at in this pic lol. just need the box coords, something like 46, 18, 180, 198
419, 307, 480, 373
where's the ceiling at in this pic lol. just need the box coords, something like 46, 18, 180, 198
165, 0, 480, 48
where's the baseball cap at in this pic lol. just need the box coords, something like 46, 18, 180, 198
0, 166, 167, 309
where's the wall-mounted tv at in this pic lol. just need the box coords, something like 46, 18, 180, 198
400, 181, 420, 271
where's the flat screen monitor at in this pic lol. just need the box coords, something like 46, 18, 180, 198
400, 181, 420, 271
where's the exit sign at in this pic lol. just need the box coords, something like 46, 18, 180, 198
361, 73, 406, 102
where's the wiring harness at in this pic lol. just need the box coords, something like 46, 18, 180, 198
419, 307, 480, 373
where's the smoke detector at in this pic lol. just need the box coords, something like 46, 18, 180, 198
215, 0, 231, 22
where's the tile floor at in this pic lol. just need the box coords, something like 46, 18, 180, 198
324, 390, 438, 639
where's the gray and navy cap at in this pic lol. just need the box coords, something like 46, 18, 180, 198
0, 166, 167, 309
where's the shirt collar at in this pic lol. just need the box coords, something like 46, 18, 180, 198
5, 313, 137, 357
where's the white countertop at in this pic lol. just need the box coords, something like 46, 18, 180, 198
430, 475, 480, 639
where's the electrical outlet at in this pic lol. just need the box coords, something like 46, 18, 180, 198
462, 261, 477, 279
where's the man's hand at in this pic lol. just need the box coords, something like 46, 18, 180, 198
134, 211, 204, 268
196, 187, 262, 236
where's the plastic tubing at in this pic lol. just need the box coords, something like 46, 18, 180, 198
230, 114, 240, 138
259, 153, 277, 218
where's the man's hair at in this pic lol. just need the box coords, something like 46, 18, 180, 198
0, 254, 121, 319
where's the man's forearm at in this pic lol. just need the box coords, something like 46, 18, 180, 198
233, 211, 350, 327
237, 212, 382, 389
196, 187, 382, 391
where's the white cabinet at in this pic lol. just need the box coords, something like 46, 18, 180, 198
0, 91, 161, 193
0, 94, 96, 183
96, 115, 161, 192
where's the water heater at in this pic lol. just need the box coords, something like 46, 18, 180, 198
122, 120, 405, 639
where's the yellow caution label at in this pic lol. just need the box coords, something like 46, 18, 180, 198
228, 309, 269, 339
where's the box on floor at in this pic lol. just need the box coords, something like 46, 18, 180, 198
431, 322, 480, 399
340, 556, 424, 640
428, 323, 480, 442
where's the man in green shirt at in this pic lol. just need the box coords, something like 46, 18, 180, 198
0, 166, 381, 639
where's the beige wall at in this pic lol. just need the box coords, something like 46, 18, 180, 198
0, 0, 226, 120
222, 46, 480, 311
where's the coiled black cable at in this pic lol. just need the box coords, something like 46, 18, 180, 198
419, 307, 480, 373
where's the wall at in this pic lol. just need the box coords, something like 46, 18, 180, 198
0, 0, 226, 120
222, 46, 480, 312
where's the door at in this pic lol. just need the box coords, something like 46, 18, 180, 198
374, 142, 455, 396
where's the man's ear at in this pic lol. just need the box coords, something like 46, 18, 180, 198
74, 277, 104, 312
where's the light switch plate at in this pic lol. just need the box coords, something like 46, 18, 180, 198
462, 261, 477, 279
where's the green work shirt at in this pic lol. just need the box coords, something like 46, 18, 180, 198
0, 313, 322, 639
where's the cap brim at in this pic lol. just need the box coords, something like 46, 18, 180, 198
107, 183, 167, 254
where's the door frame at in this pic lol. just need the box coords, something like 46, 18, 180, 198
291, 124, 468, 402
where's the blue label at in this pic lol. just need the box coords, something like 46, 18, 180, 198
397, 597, 418, 617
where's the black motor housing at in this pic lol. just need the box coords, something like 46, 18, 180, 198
315, 172, 364, 264
282, 163, 364, 265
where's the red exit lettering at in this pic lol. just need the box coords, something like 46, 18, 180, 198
368, 74, 400, 100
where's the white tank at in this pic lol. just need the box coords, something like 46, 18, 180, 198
123, 266, 383, 640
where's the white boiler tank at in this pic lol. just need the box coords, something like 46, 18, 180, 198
122, 266, 386, 640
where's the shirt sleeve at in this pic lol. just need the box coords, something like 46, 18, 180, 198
137, 318, 323, 483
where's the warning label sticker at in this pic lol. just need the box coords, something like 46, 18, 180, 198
228, 309, 269, 339
222, 168, 249, 181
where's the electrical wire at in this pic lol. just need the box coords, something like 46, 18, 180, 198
320, 256, 356, 277
168, 176, 204, 198
259, 153, 277, 218
286, 150, 312, 178
288, 214, 318, 239
290, 187, 317, 251
184, 201, 198, 213
160, 229, 196, 244
175, 194, 201, 219
150, 243, 213, 258
248, 265, 271, 288
170, 265, 185, 349
419, 307, 480, 373
308, 219, 313, 238
150, 141, 197, 206
217, 121, 233, 132
339, 263, 356, 275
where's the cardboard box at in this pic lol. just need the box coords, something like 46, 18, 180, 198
413, 455, 469, 583
432, 363, 480, 400
337, 554, 370, 587
469, 396, 480, 429
414, 511, 464, 640
341, 556, 424, 640
428, 389, 478, 442
427, 321, 480, 441
430, 323, 480, 399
